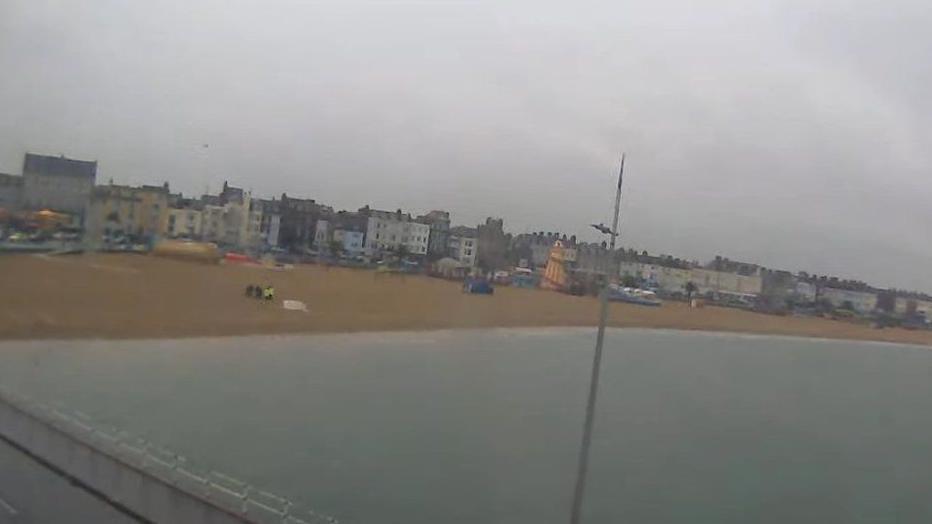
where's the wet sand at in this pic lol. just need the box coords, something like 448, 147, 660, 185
1, 253, 930, 346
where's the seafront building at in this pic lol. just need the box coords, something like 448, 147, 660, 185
0, 173, 23, 211
363, 208, 430, 256
314, 211, 368, 256
84, 182, 170, 246
417, 210, 451, 259
22, 153, 97, 216
448, 226, 478, 267
3, 150, 931, 323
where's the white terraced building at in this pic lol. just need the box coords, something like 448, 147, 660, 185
365, 209, 430, 256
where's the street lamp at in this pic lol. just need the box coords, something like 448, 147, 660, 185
569, 153, 625, 524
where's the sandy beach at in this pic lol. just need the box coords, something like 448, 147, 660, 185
1, 253, 930, 345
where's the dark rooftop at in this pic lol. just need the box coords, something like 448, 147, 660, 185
23, 153, 97, 179
220, 180, 244, 204
450, 226, 478, 238
201, 194, 222, 206
140, 183, 170, 193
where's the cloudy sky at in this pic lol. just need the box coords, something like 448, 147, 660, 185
2, 0, 930, 290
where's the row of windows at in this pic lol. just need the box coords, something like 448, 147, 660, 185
373, 232, 428, 242
28, 178, 91, 189
367, 241, 428, 254
373, 221, 428, 233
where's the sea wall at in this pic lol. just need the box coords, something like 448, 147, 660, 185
0, 390, 332, 524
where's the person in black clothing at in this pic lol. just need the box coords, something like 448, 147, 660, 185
245, 284, 255, 297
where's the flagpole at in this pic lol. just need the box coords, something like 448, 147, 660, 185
569, 153, 625, 524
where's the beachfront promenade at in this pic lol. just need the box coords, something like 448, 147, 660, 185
0, 388, 335, 524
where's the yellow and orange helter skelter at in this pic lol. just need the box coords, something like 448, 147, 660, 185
540, 240, 568, 291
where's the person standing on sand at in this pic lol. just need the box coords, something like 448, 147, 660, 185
246, 284, 255, 297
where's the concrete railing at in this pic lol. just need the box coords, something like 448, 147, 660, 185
0, 388, 337, 524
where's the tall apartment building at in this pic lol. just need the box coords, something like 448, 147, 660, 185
22, 153, 97, 215
0, 173, 23, 211
417, 210, 451, 258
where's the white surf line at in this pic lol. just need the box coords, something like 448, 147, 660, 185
0, 493, 18, 516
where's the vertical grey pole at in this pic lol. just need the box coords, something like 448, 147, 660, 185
569, 153, 625, 524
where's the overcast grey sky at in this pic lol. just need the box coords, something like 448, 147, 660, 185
2, 0, 931, 290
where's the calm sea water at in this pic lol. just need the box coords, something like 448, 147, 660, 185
1, 329, 931, 523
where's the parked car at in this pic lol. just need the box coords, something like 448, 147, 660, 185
463, 277, 494, 295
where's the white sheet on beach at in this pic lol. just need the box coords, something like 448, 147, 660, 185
282, 300, 308, 312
